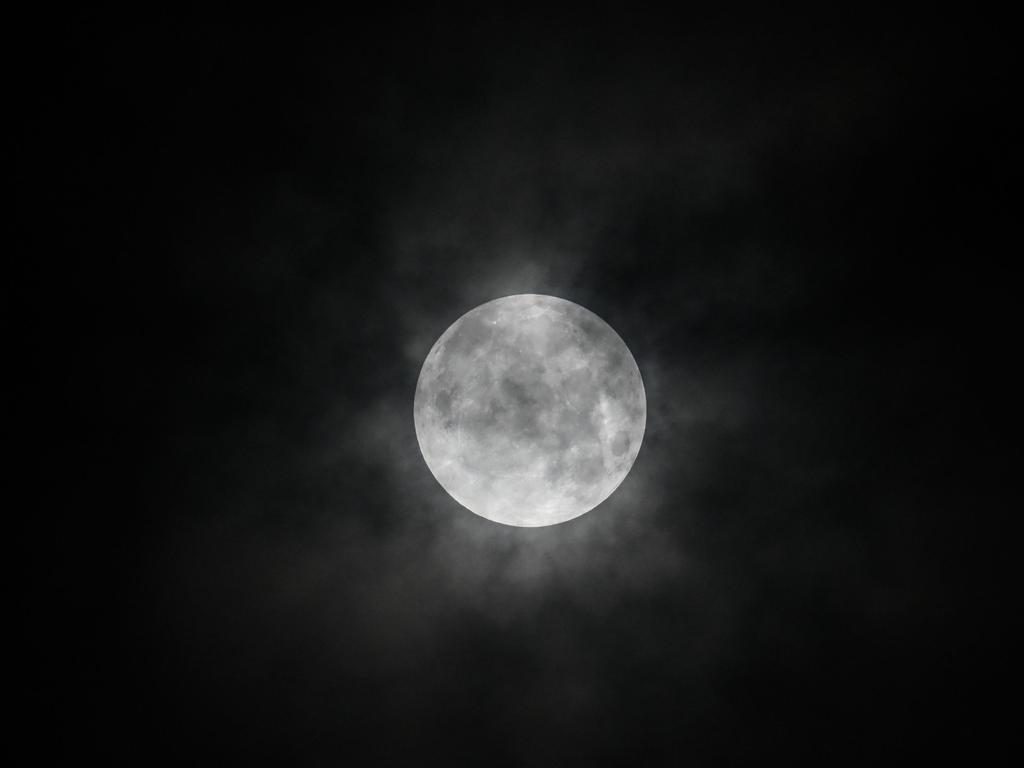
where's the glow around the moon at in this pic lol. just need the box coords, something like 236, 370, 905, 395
414, 294, 646, 527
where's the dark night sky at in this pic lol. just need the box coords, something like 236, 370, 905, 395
18, 12, 1012, 766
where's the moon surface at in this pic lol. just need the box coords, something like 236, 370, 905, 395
414, 294, 646, 527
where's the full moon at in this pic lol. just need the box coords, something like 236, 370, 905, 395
414, 294, 646, 527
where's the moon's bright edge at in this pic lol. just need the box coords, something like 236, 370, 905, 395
413, 294, 646, 527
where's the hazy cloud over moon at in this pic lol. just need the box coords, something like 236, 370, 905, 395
40, 16, 1007, 765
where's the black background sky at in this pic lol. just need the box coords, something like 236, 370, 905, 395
18, 11, 1012, 766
